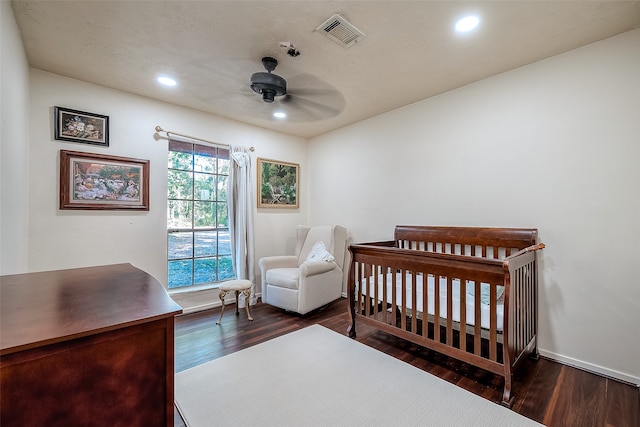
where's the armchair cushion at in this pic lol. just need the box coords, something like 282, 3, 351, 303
304, 241, 335, 263
265, 268, 299, 290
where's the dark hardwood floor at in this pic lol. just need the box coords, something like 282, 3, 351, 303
174, 298, 639, 427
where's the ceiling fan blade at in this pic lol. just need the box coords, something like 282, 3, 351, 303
282, 95, 343, 116
283, 87, 338, 96
278, 100, 326, 122
286, 73, 336, 90
285, 72, 346, 116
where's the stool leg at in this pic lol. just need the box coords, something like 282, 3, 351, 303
242, 288, 253, 321
216, 290, 227, 325
234, 290, 240, 315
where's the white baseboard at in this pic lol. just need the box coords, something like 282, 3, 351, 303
178, 301, 221, 315
538, 349, 639, 387
175, 291, 263, 315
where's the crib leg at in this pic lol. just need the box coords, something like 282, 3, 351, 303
347, 300, 357, 338
532, 339, 540, 360
347, 285, 357, 338
347, 323, 356, 338
501, 379, 514, 408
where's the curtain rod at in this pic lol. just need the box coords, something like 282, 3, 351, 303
154, 126, 255, 152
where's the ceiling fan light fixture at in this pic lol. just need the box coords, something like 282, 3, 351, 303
261, 90, 276, 103
250, 57, 287, 103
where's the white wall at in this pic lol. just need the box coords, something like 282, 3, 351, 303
1, 1, 30, 275
309, 29, 640, 384
26, 70, 307, 310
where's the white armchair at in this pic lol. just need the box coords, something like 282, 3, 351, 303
259, 225, 347, 315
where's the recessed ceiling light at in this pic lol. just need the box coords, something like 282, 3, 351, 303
455, 16, 480, 33
273, 111, 286, 119
157, 76, 177, 86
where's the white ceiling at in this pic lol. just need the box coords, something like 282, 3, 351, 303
11, 1, 640, 138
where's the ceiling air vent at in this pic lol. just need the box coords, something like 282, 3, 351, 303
315, 14, 366, 48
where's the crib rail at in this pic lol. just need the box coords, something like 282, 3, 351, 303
394, 225, 538, 260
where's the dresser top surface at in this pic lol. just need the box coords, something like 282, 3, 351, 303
1, 263, 182, 354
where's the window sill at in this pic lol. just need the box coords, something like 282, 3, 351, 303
168, 282, 222, 296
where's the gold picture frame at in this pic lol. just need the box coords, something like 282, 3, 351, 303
257, 158, 299, 208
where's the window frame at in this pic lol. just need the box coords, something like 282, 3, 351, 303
167, 140, 235, 290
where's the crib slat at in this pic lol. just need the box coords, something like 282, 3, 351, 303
422, 274, 429, 339
371, 264, 380, 319
524, 265, 531, 351
391, 267, 397, 328
364, 264, 371, 318
357, 262, 362, 315
411, 271, 417, 333
521, 268, 526, 354
460, 279, 467, 351
519, 266, 524, 353
446, 276, 453, 346
490, 283, 497, 361
400, 269, 407, 331
434, 275, 441, 343
358, 262, 365, 317
474, 281, 481, 356
381, 265, 388, 324
509, 269, 516, 356
523, 267, 527, 348
515, 267, 520, 354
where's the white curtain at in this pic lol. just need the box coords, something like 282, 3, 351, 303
228, 146, 256, 306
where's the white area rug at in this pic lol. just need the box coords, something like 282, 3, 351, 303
175, 325, 542, 427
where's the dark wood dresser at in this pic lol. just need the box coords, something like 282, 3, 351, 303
0, 263, 183, 426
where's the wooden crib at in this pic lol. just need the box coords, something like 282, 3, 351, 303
347, 226, 544, 407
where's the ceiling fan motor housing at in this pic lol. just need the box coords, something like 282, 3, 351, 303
250, 57, 287, 103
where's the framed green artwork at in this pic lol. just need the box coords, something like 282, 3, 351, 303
257, 157, 299, 208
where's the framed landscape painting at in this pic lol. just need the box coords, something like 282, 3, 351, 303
54, 106, 109, 146
59, 150, 149, 210
257, 158, 299, 208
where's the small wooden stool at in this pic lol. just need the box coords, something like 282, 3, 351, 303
216, 279, 254, 324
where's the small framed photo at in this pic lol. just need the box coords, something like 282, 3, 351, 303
54, 106, 109, 146
60, 150, 149, 210
257, 158, 299, 208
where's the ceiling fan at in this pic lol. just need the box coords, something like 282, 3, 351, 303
248, 56, 345, 122
250, 57, 286, 103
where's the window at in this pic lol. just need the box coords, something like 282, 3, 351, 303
167, 140, 234, 289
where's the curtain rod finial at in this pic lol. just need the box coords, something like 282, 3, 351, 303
155, 125, 163, 133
